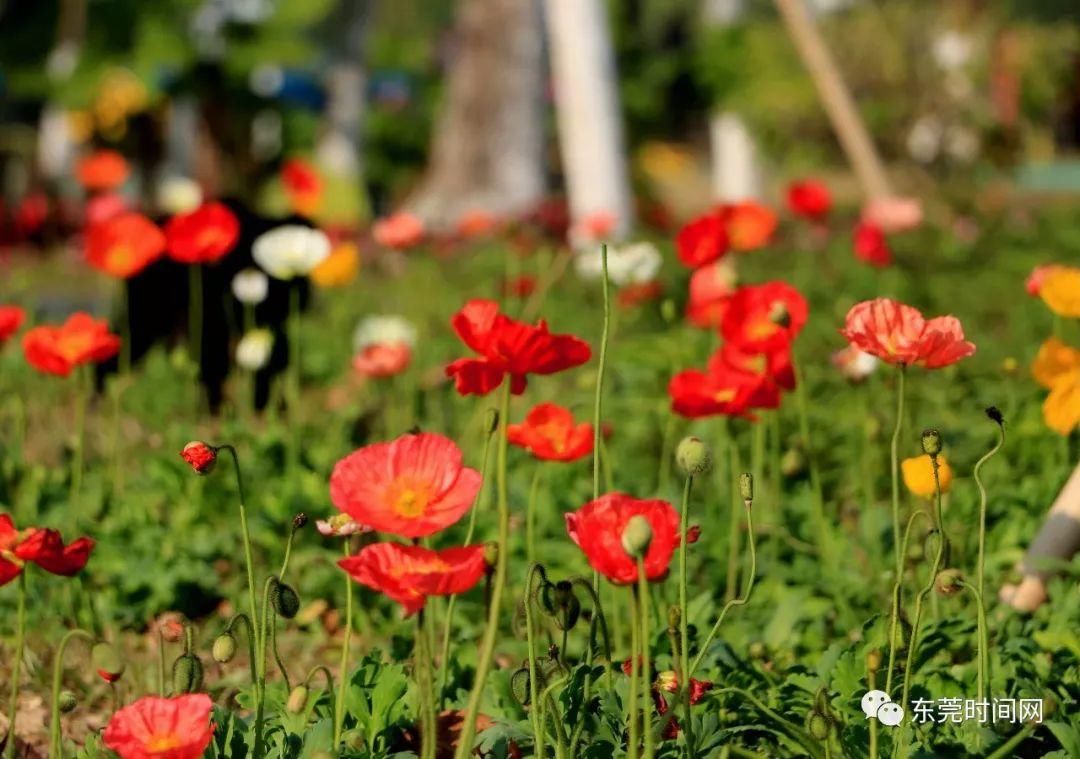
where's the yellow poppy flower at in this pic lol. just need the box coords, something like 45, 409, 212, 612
901, 454, 953, 498
1043, 368, 1080, 435
1032, 337, 1080, 389
1039, 267, 1080, 318
311, 242, 360, 288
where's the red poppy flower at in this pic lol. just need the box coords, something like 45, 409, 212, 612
720, 201, 777, 251
686, 262, 736, 328
853, 220, 892, 267
669, 351, 769, 420
0, 514, 94, 585
165, 202, 239, 264
22, 313, 121, 376
617, 281, 663, 309
502, 275, 537, 299
1026, 264, 1062, 297
14, 192, 48, 236
786, 180, 832, 220
281, 158, 322, 216
76, 150, 129, 192
675, 213, 728, 269
339, 542, 486, 616
330, 432, 481, 539
0, 306, 25, 344
180, 442, 218, 475
565, 493, 680, 585
353, 342, 411, 379
103, 694, 214, 759
508, 402, 593, 462
85, 212, 166, 279
445, 299, 591, 396
572, 211, 616, 244
840, 298, 976, 369
85, 192, 129, 226
373, 212, 425, 250
714, 342, 795, 409
720, 281, 808, 353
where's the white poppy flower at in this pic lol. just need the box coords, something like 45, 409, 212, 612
236, 329, 274, 371
156, 176, 203, 215
252, 225, 331, 280
352, 315, 417, 353
574, 241, 662, 287
231, 268, 269, 305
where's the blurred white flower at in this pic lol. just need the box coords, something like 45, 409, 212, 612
831, 346, 878, 383
574, 241, 662, 287
932, 31, 972, 71
157, 176, 203, 215
316, 513, 369, 537
906, 116, 943, 164
252, 225, 331, 280
232, 268, 269, 305
945, 125, 980, 164
353, 315, 417, 353
236, 329, 274, 371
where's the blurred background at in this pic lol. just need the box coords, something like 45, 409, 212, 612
1, 0, 1080, 251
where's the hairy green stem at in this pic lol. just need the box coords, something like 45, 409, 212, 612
335, 541, 353, 746
885, 510, 932, 697
637, 559, 655, 759
5, 572, 27, 759
524, 564, 547, 758
677, 475, 695, 756
49, 629, 92, 758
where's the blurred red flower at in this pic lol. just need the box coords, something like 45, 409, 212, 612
85, 192, 129, 226
14, 192, 48, 237
446, 299, 591, 396
853, 220, 892, 267
617, 281, 663, 309
339, 542, 486, 616
675, 213, 728, 269
22, 313, 121, 376
786, 180, 832, 220
76, 150, 129, 192
456, 210, 498, 239
373, 212, 425, 250
668, 342, 791, 420
716, 342, 795, 409
840, 298, 976, 369
1026, 264, 1062, 297
330, 432, 481, 539
502, 275, 537, 299
0, 306, 25, 344
281, 158, 322, 216
85, 212, 166, 279
685, 262, 736, 328
353, 342, 411, 379
0, 514, 94, 586
508, 402, 593, 462
565, 493, 680, 584
720, 281, 808, 353
720, 201, 777, 251
103, 693, 214, 759
165, 202, 240, 264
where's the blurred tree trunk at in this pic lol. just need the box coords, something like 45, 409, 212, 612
544, 0, 632, 241
704, 0, 762, 202
407, 0, 544, 229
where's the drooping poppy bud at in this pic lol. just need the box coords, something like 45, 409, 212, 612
271, 579, 301, 619
172, 652, 205, 693
484, 409, 500, 434
675, 436, 711, 477
181, 441, 217, 475
292, 513, 308, 530
806, 711, 830, 741
539, 580, 580, 632
510, 666, 532, 706
935, 568, 964, 597
92, 642, 125, 683
286, 685, 309, 713
621, 515, 653, 559
58, 691, 78, 713
212, 632, 237, 663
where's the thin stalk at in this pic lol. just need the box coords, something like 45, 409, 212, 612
157, 628, 166, 695
985, 723, 1037, 759
416, 610, 436, 759
972, 414, 1004, 692
49, 629, 93, 759
957, 580, 988, 705
677, 476, 695, 755
188, 264, 203, 370
526, 464, 544, 566
70, 367, 88, 517
725, 440, 741, 602
287, 285, 302, 478
253, 576, 276, 758
883, 366, 907, 694
567, 576, 614, 755
792, 353, 829, 562
334, 541, 354, 746
593, 243, 610, 504
454, 382, 512, 759
628, 587, 640, 759
5, 572, 27, 759
524, 565, 547, 759
636, 559, 654, 759
885, 510, 932, 696
225, 614, 259, 720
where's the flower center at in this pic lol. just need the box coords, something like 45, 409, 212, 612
713, 389, 736, 403
146, 733, 183, 752
390, 482, 432, 519
747, 319, 779, 341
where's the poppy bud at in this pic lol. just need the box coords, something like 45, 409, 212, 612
549, 581, 580, 631
807, 711, 830, 741
180, 441, 218, 474
286, 684, 309, 713
667, 605, 681, 631
935, 569, 964, 597
92, 642, 125, 683
172, 652, 204, 693
866, 649, 882, 674
920, 429, 942, 457
484, 409, 500, 434
483, 541, 499, 568
293, 513, 308, 529
748, 641, 767, 661
739, 472, 753, 503
781, 448, 806, 477
271, 580, 301, 619
341, 729, 365, 751
58, 691, 78, 713
986, 406, 1004, 426
675, 436, 711, 477
768, 301, 791, 328
660, 298, 677, 323
621, 515, 653, 559
212, 632, 237, 663
510, 667, 532, 706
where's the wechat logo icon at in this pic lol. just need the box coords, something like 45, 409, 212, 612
861, 690, 905, 727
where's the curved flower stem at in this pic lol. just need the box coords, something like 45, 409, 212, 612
593, 243, 610, 505
454, 381, 512, 759
957, 580, 988, 705
567, 576, 614, 756
636, 559, 655, 759
157, 628, 166, 695
303, 665, 335, 716
885, 510, 932, 697
5, 571, 27, 759
253, 576, 277, 759
628, 586, 641, 759
901, 455, 946, 712
724, 440, 741, 602
526, 464, 544, 566
973, 415, 1004, 692
225, 614, 260, 715
524, 564, 547, 759
334, 541, 354, 746
541, 688, 569, 759
883, 365, 907, 694
270, 618, 290, 691
287, 284, 302, 479
49, 628, 93, 759
690, 498, 757, 678
436, 421, 496, 708
677, 475, 695, 756
416, 609, 436, 759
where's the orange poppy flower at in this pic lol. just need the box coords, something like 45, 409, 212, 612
339, 542, 487, 615
22, 313, 121, 376
76, 150, 129, 192
103, 694, 214, 759
840, 298, 975, 369
508, 402, 593, 462
329, 432, 482, 538
0, 306, 25, 344
565, 493, 680, 585
720, 281, 808, 353
85, 212, 166, 279
373, 212, 424, 250
353, 342, 411, 379
720, 201, 777, 251
164, 202, 240, 264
